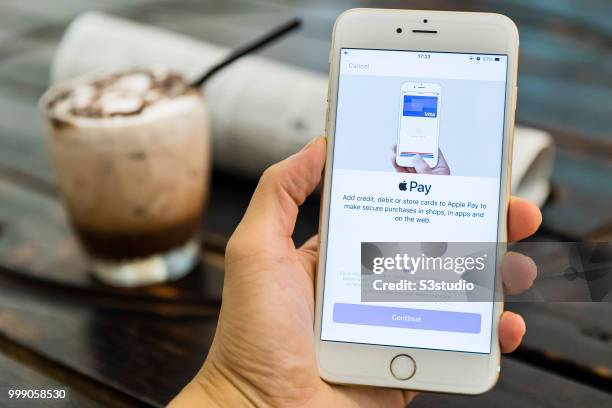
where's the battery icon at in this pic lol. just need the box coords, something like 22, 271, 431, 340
494, 57, 500, 61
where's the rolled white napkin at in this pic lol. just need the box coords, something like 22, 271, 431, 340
52, 12, 555, 207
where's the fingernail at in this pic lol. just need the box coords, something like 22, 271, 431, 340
301, 136, 321, 152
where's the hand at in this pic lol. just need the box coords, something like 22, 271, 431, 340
392, 146, 451, 175
170, 137, 542, 407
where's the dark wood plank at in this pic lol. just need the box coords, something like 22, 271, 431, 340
507, 303, 612, 391
0, 279, 216, 407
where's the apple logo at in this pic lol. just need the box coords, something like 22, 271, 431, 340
399, 180, 407, 191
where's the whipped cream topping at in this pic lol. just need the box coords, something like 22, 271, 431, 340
46, 68, 196, 124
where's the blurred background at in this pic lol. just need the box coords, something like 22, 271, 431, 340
0, 1, 610, 407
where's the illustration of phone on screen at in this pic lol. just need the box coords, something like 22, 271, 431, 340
396, 82, 441, 168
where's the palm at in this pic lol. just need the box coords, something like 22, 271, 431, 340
214, 233, 415, 406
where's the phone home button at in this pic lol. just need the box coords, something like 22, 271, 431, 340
390, 354, 416, 381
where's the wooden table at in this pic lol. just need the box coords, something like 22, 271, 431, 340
0, 1, 611, 406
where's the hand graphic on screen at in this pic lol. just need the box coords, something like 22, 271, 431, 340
392, 145, 451, 175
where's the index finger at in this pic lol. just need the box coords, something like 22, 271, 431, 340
508, 196, 542, 242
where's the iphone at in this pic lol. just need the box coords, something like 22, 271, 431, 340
396, 82, 441, 168
315, 9, 518, 394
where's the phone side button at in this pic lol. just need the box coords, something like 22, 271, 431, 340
390, 354, 416, 381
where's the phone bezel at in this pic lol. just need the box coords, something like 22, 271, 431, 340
314, 8, 518, 395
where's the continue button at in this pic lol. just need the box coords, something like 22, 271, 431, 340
333, 303, 481, 334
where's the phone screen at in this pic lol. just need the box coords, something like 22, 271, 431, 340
321, 49, 508, 354
397, 84, 441, 167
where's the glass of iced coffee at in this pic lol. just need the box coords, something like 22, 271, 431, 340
40, 68, 210, 287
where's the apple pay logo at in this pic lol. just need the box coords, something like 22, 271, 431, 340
398, 180, 431, 195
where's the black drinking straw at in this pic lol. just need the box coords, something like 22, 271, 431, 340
191, 17, 302, 87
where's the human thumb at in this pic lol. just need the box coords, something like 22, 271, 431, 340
233, 137, 327, 246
